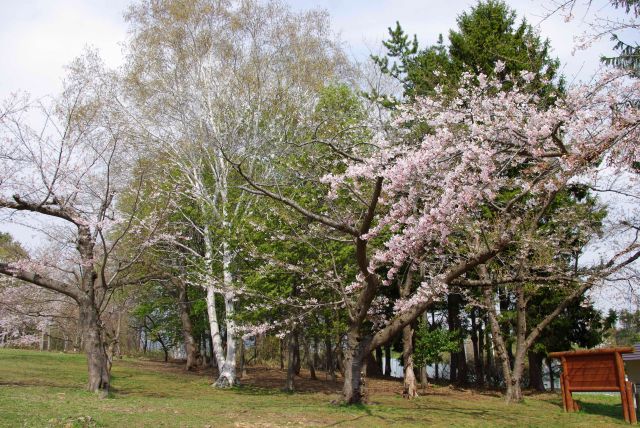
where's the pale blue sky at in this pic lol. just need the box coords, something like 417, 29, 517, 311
0, 0, 636, 100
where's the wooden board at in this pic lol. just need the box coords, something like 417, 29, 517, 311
550, 347, 637, 424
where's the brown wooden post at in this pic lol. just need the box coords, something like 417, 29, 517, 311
615, 351, 631, 423
560, 356, 574, 412
626, 381, 637, 424
560, 372, 568, 412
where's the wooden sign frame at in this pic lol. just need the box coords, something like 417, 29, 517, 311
549, 347, 637, 424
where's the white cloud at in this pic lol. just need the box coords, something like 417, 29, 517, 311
0, 0, 129, 99
1, 0, 637, 99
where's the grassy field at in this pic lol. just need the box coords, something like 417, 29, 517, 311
0, 348, 632, 427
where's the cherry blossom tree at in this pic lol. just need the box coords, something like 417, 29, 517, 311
0, 53, 158, 396
237, 64, 640, 403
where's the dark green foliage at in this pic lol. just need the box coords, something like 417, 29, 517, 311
602, 35, 640, 74
529, 292, 605, 355
413, 320, 460, 368
374, 0, 562, 100
131, 282, 183, 356
601, 0, 640, 74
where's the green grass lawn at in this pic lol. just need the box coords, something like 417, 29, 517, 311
0, 348, 632, 427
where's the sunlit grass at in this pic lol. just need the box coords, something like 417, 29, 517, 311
0, 348, 630, 427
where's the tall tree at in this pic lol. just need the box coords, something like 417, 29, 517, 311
373, 0, 564, 390
124, 0, 347, 387
0, 53, 158, 396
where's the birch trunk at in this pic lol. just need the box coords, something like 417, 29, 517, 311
214, 291, 238, 387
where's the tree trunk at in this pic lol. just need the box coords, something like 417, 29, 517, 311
157, 335, 169, 362
458, 338, 468, 385
431, 309, 439, 381
471, 308, 485, 387
420, 366, 428, 389
307, 339, 317, 380
207, 334, 214, 368
285, 334, 295, 392
447, 293, 462, 383
507, 350, 526, 403
384, 344, 391, 377
205, 285, 225, 373
280, 338, 285, 370
420, 311, 429, 388
239, 337, 247, 379
79, 299, 110, 397
484, 287, 517, 402
325, 338, 336, 382
342, 326, 369, 404
399, 268, 417, 397
547, 358, 555, 392
528, 350, 545, 392
336, 344, 345, 377
313, 337, 320, 371
292, 330, 301, 376
365, 351, 382, 376
507, 284, 528, 403
498, 287, 515, 368
477, 313, 485, 387
177, 281, 202, 371
375, 346, 383, 375
505, 374, 524, 402
254, 334, 259, 364
486, 284, 528, 403
214, 292, 238, 388
484, 315, 493, 380
402, 323, 418, 398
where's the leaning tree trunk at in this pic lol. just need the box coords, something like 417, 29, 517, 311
79, 298, 110, 397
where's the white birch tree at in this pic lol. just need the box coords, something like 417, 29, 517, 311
123, 0, 348, 387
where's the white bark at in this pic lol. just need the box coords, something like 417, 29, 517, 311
213, 235, 238, 387
204, 224, 226, 373
215, 291, 237, 387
